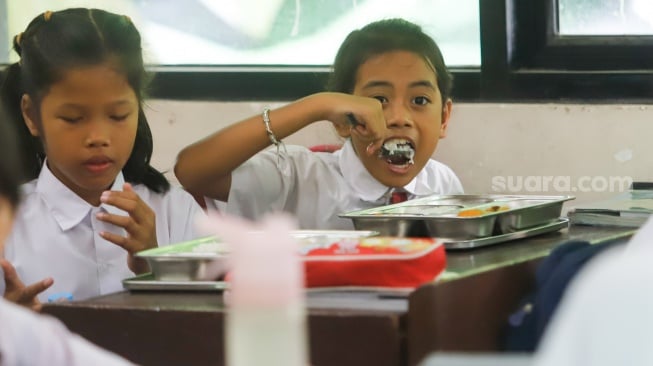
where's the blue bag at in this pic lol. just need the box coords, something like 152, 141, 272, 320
503, 239, 622, 351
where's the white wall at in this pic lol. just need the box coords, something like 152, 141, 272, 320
146, 100, 653, 210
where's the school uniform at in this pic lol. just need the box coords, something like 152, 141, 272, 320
208, 140, 463, 230
4, 165, 204, 302
0, 298, 134, 365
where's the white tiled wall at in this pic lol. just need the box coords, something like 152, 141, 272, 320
146, 100, 653, 209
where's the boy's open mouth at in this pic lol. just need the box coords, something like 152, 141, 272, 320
378, 138, 415, 166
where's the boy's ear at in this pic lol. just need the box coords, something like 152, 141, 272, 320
439, 99, 453, 139
21, 94, 40, 137
333, 121, 352, 138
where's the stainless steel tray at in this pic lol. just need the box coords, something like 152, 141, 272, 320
443, 218, 569, 250
123, 273, 227, 292
137, 230, 380, 281
339, 194, 574, 239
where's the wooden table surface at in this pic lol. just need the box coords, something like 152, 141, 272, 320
43, 284, 407, 366
41, 224, 634, 366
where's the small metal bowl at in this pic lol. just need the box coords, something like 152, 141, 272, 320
137, 237, 229, 281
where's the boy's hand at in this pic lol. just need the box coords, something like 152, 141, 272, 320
326, 93, 387, 155
1, 258, 53, 311
97, 183, 157, 274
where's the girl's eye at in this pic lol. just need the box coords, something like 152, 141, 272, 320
413, 96, 431, 106
60, 116, 82, 123
372, 96, 388, 104
110, 114, 130, 121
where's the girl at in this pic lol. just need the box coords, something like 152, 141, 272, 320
0, 107, 134, 365
175, 18, 463, 230
0, 8, 204, 304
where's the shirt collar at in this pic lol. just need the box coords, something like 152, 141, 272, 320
335, 140, 436, 202
36, 162, 125, 231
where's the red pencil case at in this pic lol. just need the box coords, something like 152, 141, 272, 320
303, 237, 446, 289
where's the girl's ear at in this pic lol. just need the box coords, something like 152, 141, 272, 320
21, 94, 40, 137
438, 98, 453, 139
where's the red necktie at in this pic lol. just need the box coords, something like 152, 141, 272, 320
390, 190, 408, 204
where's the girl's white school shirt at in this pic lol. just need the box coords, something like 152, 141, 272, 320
0, 298, 134, 365
4, 165, 204, 302
208, 140, 463, 230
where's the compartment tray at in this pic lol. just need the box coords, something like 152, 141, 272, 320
443, 218, 569, 250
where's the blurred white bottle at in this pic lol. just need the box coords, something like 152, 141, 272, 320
224, 215, 308, 366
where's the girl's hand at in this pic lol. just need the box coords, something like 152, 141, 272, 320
1, 258, 53, 311
97, 183, 157, 274
323, 93, 387, 155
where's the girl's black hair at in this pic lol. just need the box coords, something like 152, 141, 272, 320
0, 105, 23, 208
0, 8, 169, 193
327, 18, 453, 104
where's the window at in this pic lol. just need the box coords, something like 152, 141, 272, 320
559, 0, 653, 35
1, 0, 480, 100
478, 0, 653, 101
2, 0, 652, 101
2, 0, 480, 66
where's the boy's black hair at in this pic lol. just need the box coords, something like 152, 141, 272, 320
0, 8, 169, 193
327, 18, 453, 104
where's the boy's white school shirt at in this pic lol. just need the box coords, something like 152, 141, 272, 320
0, 298, 134, 365
4, 165, 204, 302
209, 140, 463, 229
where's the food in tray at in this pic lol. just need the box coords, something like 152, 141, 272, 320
456, 205, 510, 217
456, 209, 484, 217
379, 138, 415, 165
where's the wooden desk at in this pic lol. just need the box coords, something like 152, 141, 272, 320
42, 225, 634, 366
42, 290, 406, 366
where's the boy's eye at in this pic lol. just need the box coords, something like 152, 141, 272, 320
413, 96, 431, 106
372, 96, 388, 104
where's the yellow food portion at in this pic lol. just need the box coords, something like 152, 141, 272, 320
457, 209, 484, 217
457, 205, 510, 217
